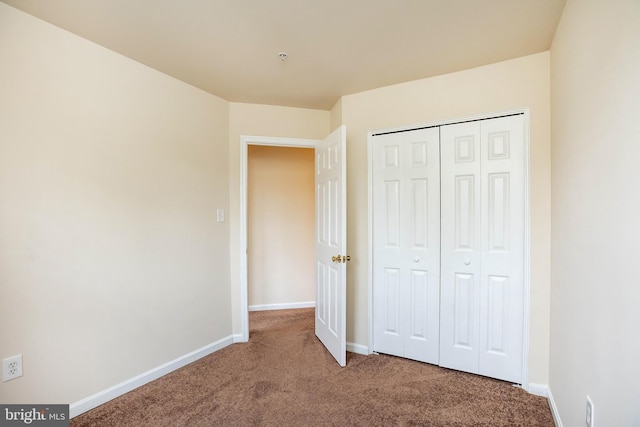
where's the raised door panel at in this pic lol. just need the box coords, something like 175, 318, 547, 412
408, 270, 429, 341
316, 258, 340, 336
383, 268, 401, 336
455, 175, 476, 250
409, 178, 429, 249
486, 275, 509, 355
384, 180, 401, 248
453, 273, 475, 349
488, 173, 510, 252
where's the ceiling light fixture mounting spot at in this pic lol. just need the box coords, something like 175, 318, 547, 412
278, 51, 288, 61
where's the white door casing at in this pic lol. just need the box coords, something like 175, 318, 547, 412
239, 135, 317, 342
440, 115, 524, 383
315, 125, 347, 367
372, 128, 441, 364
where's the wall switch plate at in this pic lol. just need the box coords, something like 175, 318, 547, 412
586, 395, 594, 427
217, 209, 225, 223
2, 354, 23, 382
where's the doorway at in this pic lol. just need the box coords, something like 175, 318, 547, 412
240, 127, 348, 367
240, 136, 318, 341
247, 145, 315, 311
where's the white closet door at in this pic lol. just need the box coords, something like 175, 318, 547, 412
372, 128, 441, 364
439, 122, 482, 374
478, 115, 524, 382
440, 115, 524, 383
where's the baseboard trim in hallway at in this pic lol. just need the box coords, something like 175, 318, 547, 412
248, 302, 315, 311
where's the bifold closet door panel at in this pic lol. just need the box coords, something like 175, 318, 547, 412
439, 122, 482, 375
372, 128, 441, 364
440, 115, 525, 384
478, 115, 525, 383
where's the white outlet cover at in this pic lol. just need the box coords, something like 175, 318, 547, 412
2, 354, 23, 382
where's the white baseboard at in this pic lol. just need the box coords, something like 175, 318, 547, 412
547, 387, 563, 427
232, 333, 246, 343
528, 383, 549, 397
69, 335, 235, 418
347, 342, 369, 355
248, 301, 315, 311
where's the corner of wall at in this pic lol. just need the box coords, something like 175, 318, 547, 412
330, 97, 343, 131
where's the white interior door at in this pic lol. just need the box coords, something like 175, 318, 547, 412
440, 115, 524, 383
372, 128, 441, 364
315, 125, 347, 367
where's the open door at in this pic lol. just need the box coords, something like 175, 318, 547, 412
315, 125, 347, 366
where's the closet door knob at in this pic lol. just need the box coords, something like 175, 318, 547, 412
413, 257, 420, 263
464, 258, 471, 265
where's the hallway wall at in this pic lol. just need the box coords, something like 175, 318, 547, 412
247, 146, 315, 308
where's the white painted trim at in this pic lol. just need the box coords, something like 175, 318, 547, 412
367, 132, 374, 355
347, 342, 369, 355
528, 383, 549, 397
249, 301, 316, 311
239, 135, 319, 343
70, 335, 236, 418
232, 333, 245, 343
367, 108, 532, 380
521, 109, 532, 389
547, 387, 563, 427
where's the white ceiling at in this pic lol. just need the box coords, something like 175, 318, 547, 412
1, 0, 566, 110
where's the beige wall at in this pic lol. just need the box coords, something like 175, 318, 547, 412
1, 1, 560, 408
247, 146, 315, 307
340, 52, 551, 385
228, 103, 330, 332
0, 3, 231, 404
550, 0, 640, 425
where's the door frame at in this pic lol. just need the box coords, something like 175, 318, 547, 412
239, 135, 318, 341
367, 108, 531, 389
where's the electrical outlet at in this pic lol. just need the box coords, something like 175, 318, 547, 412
586, 395, 595, 427
2, 354, 23, 382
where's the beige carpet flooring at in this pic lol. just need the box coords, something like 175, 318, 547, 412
71, 308, 554, 426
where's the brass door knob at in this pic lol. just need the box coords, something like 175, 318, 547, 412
332, 255, 343, 263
